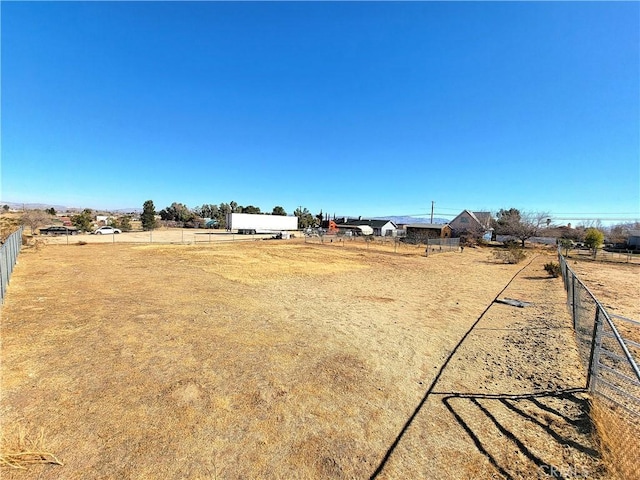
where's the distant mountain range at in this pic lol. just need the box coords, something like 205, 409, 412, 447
1, 201, 141, 214
2, 201, 70, 211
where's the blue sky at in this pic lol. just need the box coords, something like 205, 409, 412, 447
2, 2, 639, 224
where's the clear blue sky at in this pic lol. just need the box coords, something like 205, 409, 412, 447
2, 1, 639, 224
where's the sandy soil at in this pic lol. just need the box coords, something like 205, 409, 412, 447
563, 256, 639, 354
34, 228, 279, 245
0, 242, 607, 478
565, 258, 640, 321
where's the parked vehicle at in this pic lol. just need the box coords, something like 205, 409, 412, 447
39, 225, 79, 236
227, 213, 298, 234
93, 226, 121, 235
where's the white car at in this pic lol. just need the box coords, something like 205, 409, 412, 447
93, 226, 121, 235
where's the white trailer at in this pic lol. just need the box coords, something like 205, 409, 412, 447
226, 213, 298, 234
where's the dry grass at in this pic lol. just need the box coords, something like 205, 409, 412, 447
563, 256, 639, 478
0, 423, 63, 470
567, 258, 640, 320
0, 242, 612, 478
0, 214, 23, 243
591, 398, 640, 480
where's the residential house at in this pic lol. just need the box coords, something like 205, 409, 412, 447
336, 218, 398, 236
96, 215, 111, 226
449, 210, 494, 240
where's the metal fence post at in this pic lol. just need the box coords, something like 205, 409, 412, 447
1, 246, 6, 302
586, 306, 604, 392
571, 274, 577, 330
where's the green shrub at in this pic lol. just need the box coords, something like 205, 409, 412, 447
544, 262, 561, 278
559, 239, 573, 256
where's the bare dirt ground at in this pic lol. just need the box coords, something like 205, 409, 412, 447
1, 242, 608, 479
564, 256, 639, 353
565, 257, 640, 321
34, 227, 276, 245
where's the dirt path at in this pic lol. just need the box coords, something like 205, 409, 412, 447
374, 255, 606, 479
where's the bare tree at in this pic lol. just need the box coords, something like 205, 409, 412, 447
607, 222, 639, 246
495, 209, 550, 247
21, 210, 53, 234
577, 219, 604, 230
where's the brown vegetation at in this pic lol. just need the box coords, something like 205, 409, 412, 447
0, 214, 23, 243
0, 242, 613, 478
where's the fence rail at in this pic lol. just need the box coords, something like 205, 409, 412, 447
1, 227, 24, 303
558, 250, 639, 478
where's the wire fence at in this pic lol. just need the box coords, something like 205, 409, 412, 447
425, 237, 460, 255
33, 229, 289, 245
565, 248, 640, 265
304, 234, 461, 256
558, 251, 640, 479
1, 227, 24, 304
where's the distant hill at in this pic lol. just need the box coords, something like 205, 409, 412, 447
375, 216, 450, 225
1, 201, 70, 211
1, 201, 141, 214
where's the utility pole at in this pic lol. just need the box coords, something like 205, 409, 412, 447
430, 201, 434, 224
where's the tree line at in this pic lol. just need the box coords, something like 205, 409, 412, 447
139, 200, 320, 231
10, 202, 639, 244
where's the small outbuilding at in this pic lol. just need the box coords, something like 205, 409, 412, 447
405, 224, 452, 243
628, 230, 640, 250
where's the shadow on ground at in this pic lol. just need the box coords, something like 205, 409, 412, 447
439, 389, 604, 480
369, 255, 607, 479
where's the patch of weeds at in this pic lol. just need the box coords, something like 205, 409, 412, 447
493, 246, 527, 264
543, 262, 561, 277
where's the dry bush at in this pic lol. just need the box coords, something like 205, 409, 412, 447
492, 246, 527, 264
543, 261, 561, 277
20, 236, 46, 251
591, 398, 639, 480
1, 217, 23, 243
0, 423, 63, 470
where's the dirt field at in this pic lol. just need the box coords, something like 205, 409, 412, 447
1, 241, 610, 478
32, 227, 278, 245
565, 257, 640, 321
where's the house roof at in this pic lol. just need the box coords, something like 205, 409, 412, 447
450, 210, 493, 229
339, 218, 397, 228
472, 212, 493, 228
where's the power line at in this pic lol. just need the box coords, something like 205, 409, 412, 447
546, 212, 639, 215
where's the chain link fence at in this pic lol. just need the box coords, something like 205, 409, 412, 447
566, 248, 640, 265
1, 227, 24, 303
558, 251, 640, 479
304, 234, 461, 256
424, 237, 460, 255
